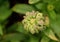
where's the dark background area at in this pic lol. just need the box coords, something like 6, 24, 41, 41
6, 0, 28, 28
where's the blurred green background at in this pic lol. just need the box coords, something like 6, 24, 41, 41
0, 0, 60, 42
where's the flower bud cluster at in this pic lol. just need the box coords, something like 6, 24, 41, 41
22, 11, 49, 34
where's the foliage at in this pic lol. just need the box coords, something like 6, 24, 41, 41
0, 0, 60, 42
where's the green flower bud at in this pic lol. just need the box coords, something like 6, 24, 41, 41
22, 11, 49, 34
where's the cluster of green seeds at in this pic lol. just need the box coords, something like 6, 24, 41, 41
22, 11, 49, 34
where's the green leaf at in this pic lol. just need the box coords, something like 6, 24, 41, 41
0, 24, 3, 35
3, 33, 26, 41
43, 28, 59, 41
12, 4, 35, 14
8, 22, 26, 34
43, 0, 57, 4
29, 35, 39, 42
35, 3, 47, 14
17, 22, 25, 33
29, 0, 40, 4
54, 0, 60, 14
49, 40, 57, 42
35, 3, 44, 10
41, 36, 50, 42
7, 23, 18, 33
0, 1, 12, 22
11, 40, 20, 42
48, 10, 56, 20
50, 14, 60, 39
